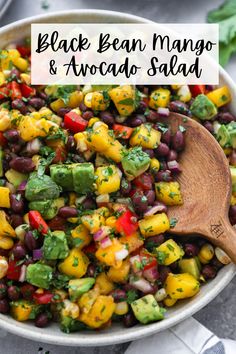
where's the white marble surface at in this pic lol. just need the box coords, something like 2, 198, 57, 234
0, 0, 236, 353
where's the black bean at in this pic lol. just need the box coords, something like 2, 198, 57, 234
99, 111, 115, 126
169, 100, 189, 115
154, 170, 172, 182
79, 102, 88, 112
202, 265, 216, 279
167, 149, 178, 162
144, 190, 155, 205
9, 157, 35, 173
131, 190, 149, 214
145, 234, 165, 248
38, 91, 48, 100
123, 312, 138, 328
86, 264, 96, 277
159, 266, 171, 283
66, 135, 76, 152
155, 143, 170, 157
184, 243, 199, 257
145, 110, 159, 123
0, 284, 7, 300
161, 129, 171, 146
3, 129, 20, 143
159, 161, 167, 171
82, 110, 94, 121
171, 131, 185, 152
142, 149, 154, 158
35, 313, 50, 328
229, 205, 236, 225
58, 207, 78, 218
11, 99, 27, 115
110, 289, 127, 302
82, 197, 96, 210
128, 115, 145, 127
20, 284, 35, 300
10, 194, 24, 214
211, 257, 224, 270
229, 151, 236, 167
7, 285, 20, 301
28, 97, 45, 110
136, 100, 148, 114
12, 243, 26, 259
120, 178, 132, 197
57, 107, 71, 118
0, 299, 9, 314
217, 112, 235, 124
24, 231, 38, 251
203, 121, 214, 134
10, 214, 24, 228
9, 143, 22, 154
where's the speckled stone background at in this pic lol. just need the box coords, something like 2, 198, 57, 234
0, 0, 236, 353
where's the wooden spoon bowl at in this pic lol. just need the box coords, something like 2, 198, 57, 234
164, 112, 236, 262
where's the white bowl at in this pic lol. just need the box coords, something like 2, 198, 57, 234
0, 9, 235, 347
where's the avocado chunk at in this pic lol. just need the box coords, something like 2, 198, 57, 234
5, 168, 28, 188
43, 231, 69, 260
25, 173, 61, 201
190, 94, 218, 120
45, 85, 77, 99
50, 164, 74, 191
121, 147, 150, 180
28, 197, 65, 220
178, 258, 201, 279
26, 263, 53, 289
60, 315, 86, 333
72, 163, 95, 194
131, 294, 165, 324
216, 124, 231, 148
68, 278, 95, 301
227, 121, 236, 148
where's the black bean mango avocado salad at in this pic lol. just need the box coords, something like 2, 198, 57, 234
0, 40, 234, 333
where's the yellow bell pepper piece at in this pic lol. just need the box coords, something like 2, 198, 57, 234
207, 86, 231, 107
156, 239, 184, 265
61, 299, 80, 319
155, 181, 183, 206
107, 259, 130, 283
150, 158, 160, 171
0, 187, 10, 208
149, 88, 171, 109
130, 124, 161, 149
106, 216, 117, 228
58, 248, 89, 278
165, 273, 200, 300
95, 272, 115, 294
0, 72, 5, 86
163, 296, 177, 307
50, 98, 65, 113
71, 224, 92, 249
0, 211, 16, 238
68, 91, 83, 108
95, 165, 121, 195
90, 92, 109, 111
81, 213, 105, 234
103, 139, 124, 163
78, 288, 99, 315
10, 301, 34, 321
109, 85, 136, 116
0, 236, 14, 250
119, 232, 144, 254
96, 238, 124, 268
79, 295, 115, 328
14, 57, 28, 72
86, 125, 112, 152
1, 49, 20, 71
139, 213, 170, 237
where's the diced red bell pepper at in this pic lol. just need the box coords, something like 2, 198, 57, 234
0, 132, 7, 147
7, 260, 22, 281
133, 173, 153, 191
113, 124, 133, 139
28, 210, 49, 235
143, 258, 158, 271
20, 83, 36, 98
189, 85, 205, 98
33, 290, 54, 304
0, 86, 10, 100
52, 146, 67, 164
64, 111, 88, 133
116, 210, 138, 236
16, 45, 31, 58
8, 81, 22, 100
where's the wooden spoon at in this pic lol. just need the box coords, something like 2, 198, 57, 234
163, 112, 236, 262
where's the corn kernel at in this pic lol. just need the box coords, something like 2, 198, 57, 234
61, 299, 80, 319
84, 92, 93, 108
68, 91, 83, 108
50, 98, 65, 113
87, 117, 100, 128
114, 301, 129, 315
177, 85, 192, 103
14, 57, 28, 72
23, 213, 29, 224
0, 72, 5, 86
150, 158, 160, 171
0, 258, 8, 279
69, 192, 77, 206
198, 244, 214, 264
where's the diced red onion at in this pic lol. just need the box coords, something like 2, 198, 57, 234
19, 265, 27, 282
100, 236, 112, 249
17, 180, 27, 193
93, 226, 111, 242
33, 248, 43, 260
130, 276, 154, 293
115, 248, 129, 261
130, 255, 142, 273
144, 205, 166, 217
143, 266, 159, 282
26, 138, 42, 155
167, 160, 181, 174
157, 107, 170, 117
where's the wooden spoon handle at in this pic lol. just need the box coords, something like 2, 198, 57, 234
204, 216, 236, 263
